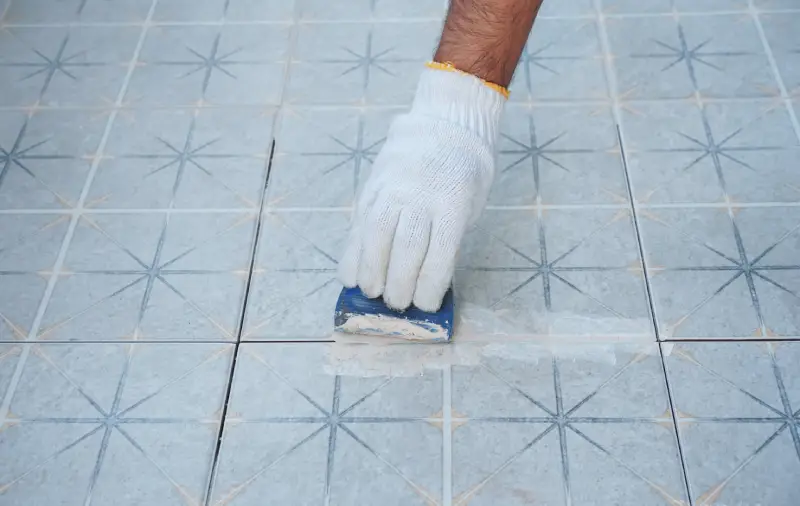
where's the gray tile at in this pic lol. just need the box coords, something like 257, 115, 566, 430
620, 100, 707, 152
538, 0, 594, 17
757, 0, 800, 10
267, 107, 395, 208
243, 212, 349, 339
512, 18, 608, 102
452, 344, 687, 505
0, 27, 140, 108
127, 25, 290, 106
1, 342, 232, 506
664, 342, 800, 505
638, 206, 800, 338
456, 208, 653, 337
626, 100, 799, 204
495, 105, 627, 206
0, 214, 69, 271
300, 0, 445, 20
608, 15, 775, 99
0, 110, 108, 210
89, 107, 273, 209
604, 0, 671, 13
735, 207, 800, 336
211, 343, 443, 506
758, 13, 800, 96
287, 22, 441, 105
606, 16, 696, 99
0, 274, 46, 341
4, 0, 152, 23
673, 0, 748, 11
154, 0, 296, 21
39, 213, 255, 341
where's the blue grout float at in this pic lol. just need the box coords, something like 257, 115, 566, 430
333, 287, 454, 343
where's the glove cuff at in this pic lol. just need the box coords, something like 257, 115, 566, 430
410, 66, 506, 146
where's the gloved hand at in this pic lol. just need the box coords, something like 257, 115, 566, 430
338, 67, 506, 311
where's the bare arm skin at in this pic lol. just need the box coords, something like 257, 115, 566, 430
434, 0, 543, 88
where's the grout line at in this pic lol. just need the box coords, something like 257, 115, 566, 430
748, 0, 800, 144
442, 366, 453, 506
592, 0, 662, 341
3, 9, 800, 28
0, 0, 12, 22
203, 139, 277, 506
6, 200, 800, 215
656, 340, 695, 503
662, 336, 800, 343
0, 0, 160, 429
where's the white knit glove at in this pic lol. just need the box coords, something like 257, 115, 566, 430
338, 67, 506, 311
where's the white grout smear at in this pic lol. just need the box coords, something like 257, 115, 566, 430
326, 304, 660, 377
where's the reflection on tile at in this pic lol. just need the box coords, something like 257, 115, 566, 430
452, 345, 687, 505
664, 342, 800, 505
0, 342, 232, 506
39, 213, 255, 341
211, 344, 442, 506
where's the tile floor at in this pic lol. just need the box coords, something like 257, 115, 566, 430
0, 0, 798, 504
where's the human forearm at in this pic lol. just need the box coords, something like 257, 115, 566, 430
434, 0, 543, 88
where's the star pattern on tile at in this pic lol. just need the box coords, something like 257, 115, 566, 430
668, 343, 800, 503
453, 354, 684, 505
0, 117, 76, 207
0, 33, 107, 99
213, 354, 442, 506
0, 343, 230, 505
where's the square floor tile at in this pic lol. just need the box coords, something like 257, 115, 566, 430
609, 14, 775, 99
287, 22, 441, 105
38, 212, 256, 341
266, 107, 395, 209
512, 18, 608, 101
0, 214, 64, 339
455, 208, 653, 337
0, 274, 47, 341
494, 105, 628, 206
4, 0, 152, 23
89, 107, 273, 210
210, 343, 443, 506
0, 26, 140, 107
0, 213, 68, 272
243, 212, 349, 339
664, 341, 800, 505
154, 0, 295, 21
127, 25, 290, 106
756, 13, 800, 97
639, 206, 800, 338
0, 110, 109, 210
452, 344, 687, 505
538, 0, 594, 17
0, 342, 232, 506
